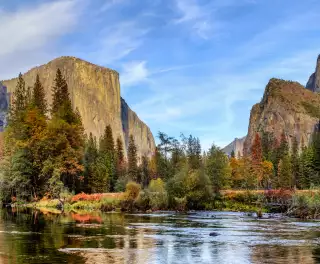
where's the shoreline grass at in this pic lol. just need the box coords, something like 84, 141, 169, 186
16, 189, 320, 219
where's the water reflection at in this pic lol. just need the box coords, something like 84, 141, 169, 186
0, 208, 319, 263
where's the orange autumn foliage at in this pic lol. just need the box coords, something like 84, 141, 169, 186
71, 192, 123, 202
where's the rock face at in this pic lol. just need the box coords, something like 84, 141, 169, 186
222, 136, 246, 157
0, 83, 10, 132
244, 78, 320, 154
2, 56, 155, 158
306, 55, 320, 93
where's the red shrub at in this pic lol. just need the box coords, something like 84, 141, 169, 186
264, 189, 294, 203
71, 193, 104, 202
71, 192, 123, 203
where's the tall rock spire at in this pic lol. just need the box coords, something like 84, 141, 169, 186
306, 54, 320, 93
0, 83, 9, 132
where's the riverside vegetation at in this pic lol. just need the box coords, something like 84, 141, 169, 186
1, 71, 320, 218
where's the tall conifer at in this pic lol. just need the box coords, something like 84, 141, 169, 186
128, 135, 138, 182
32, 74, 47, 115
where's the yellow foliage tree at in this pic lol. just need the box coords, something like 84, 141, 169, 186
261, 160, 273, 189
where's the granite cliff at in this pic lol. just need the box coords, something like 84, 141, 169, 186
222, 136, 246, 157
2, 56, 155, 158
306, 55, 320, 93
243, 78, 320, 154
0, 83, 10, 132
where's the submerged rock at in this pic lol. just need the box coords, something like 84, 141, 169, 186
209, 232, 219, 237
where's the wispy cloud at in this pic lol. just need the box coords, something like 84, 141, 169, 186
89, 21, 149, 65
121, 61, 149, 86
0, 0, 84, 79
100, 0, 127, 12
0, 0, 82, 57
173, 0, 213, 39
172, 0, 256, 39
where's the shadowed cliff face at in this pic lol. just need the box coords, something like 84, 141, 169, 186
2, 56, 155, 158
0, 83, 9, 132
306, 55, 320, 93
121, 98, 155, 159
244, 78, 320, 154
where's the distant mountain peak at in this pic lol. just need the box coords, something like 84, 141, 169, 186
222, 136, 246, 157
306, 54, 320, 93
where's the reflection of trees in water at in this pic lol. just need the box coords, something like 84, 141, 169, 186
251, 245, 316, 264
70, 226, 157, 264
0, 208, 83, 264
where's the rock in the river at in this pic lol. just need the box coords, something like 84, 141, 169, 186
209, 232, 219, 237
2, 56, 155, 158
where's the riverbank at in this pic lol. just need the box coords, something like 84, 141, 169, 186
15, 189, 320, 219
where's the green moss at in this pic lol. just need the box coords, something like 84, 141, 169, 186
301, 101, 320, 118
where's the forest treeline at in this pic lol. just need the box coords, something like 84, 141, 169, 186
1, 71, 320, 210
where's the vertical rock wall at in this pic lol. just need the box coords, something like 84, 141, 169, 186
2, 56, 155, 158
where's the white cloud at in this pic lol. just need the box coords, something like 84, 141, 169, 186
174, 0, 206, 23
0, 0, 84, 79
0, 0, 82, 57
173, 0, 213, 39
130, 48, 320, 148
172, 0, 256, 39
89, 22, 149, 65
121, 61, 149, 86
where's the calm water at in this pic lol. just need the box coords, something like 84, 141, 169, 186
0, 208, 319, 264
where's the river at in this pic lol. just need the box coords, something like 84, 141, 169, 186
0, 208, 319, 263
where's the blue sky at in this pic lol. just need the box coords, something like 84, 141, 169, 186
1, 0, 320, 150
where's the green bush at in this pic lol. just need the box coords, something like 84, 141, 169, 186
121, 181, 141, 211
36, 199, 60, 208
173, 196, 187, 211
100, 198, 119, 212
135, 190, 150, 211
71, 201, 101, 210
289, 191, 320, 219
167, 165, 212, 210
148, 179, 168, 210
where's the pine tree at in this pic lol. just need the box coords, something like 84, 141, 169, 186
261, 131, 274, 161
271, 132, 288, 179
128, 135, 138, 182
278, 154, 292, 189
84, 133, 99, 193
100, 125, 115, 157
140, 155, 150, 187
185, 135, 202, 170
10, 73, 27, 124
115, 137, 126, 182
171, 138, 184, 173
300, 145, 315, 188
51, 69, 64, 115
99, 125, 116, 191
32, 74, 47, 115
158, 132, 174, 179
230, 150, 235, 158
312, 121, 320, 185
116, 137, 124, 164
279, 132, 289, 156
51, 69, 75, 123
47, 70, 85, 192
